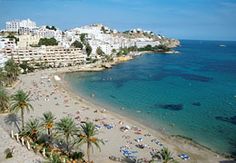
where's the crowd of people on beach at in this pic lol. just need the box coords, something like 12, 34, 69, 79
11, 72, 175, 162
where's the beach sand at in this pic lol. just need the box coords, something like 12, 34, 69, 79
0, 68, 231, 163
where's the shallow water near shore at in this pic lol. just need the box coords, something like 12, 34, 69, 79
65, 40, 236, 156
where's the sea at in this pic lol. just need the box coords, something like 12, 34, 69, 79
65, 40, 236, 156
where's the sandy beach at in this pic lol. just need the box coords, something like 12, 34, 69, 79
0, 67, 231, 163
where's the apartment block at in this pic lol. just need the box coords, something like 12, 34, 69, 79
6, 46, 87, 67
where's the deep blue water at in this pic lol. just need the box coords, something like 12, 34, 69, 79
65, 40, 236, 156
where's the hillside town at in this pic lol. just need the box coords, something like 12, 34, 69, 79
0, 19, 180, 69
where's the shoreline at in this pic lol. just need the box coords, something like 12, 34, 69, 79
59, 70, 233, 159
55, 67, 234, 158
0, 68, 231, 162
0, 52, 234, 162
59, 50, 180, 73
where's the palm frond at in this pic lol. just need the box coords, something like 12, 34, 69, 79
10, 90, 33, 112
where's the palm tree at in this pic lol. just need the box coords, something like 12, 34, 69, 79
22, 118, 42, 141
41, 111, 56, 141
44, 153, 63, 163
78, 122, 104, 163
158, 147, 173, 163
11, 90, 33, 131
4, 59, 20, 86
0, 87, 10, 113
55, 117, 78, 154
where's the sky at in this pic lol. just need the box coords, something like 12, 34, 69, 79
0, 0, 236, 41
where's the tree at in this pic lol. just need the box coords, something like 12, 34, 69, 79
86, 44, 92, 57
105, 55, 113, 62
11, 90, 33, 131
117, 47, 129, 56
101, 26, 106, 33
22, 118, 42, 141
96, 47, 104, 56
51, 26, 57, 31
111, 49, 116, 54
44, 153, 62, 163
71, 152, 84, 161
157, 44, 170, 52
128, 45, 138, 51
0, 87, 10, 113
137, 44, 171, 52
4, 59, 20, 86
78, 122, 104, 163
38, 38, 58, 46
6, 34, 19, 44
152, 147, 173, 163
55, 117, 79, 154
80, 33, 87, 45
71, 40, 83, 49
41, 111, 56, 141
27, 66, 35, 73
46, 25, 57, 31
19, 61, 29, 74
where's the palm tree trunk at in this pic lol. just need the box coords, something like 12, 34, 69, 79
21, 109, 24, 131
48, 128, 51, 141
33, 133, 37, 142
87, 142, 90, 163
66, 135, 69, 154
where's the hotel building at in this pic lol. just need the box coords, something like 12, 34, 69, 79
5, 46, 87, 67
6, 19, 36, 32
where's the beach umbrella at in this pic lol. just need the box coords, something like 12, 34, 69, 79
125, 125, 130, 129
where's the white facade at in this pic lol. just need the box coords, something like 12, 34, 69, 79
17, 35, 42, 48
66, 24, 160, 56
68, 24, 126, 55
6, 20, 20, 32
3, 21, 170, 61
0, 37, 8, 68
6, 19, 36, 32
32, 26, 62, 41
0, 37, 16, 49
19, 19, 36, 29
0, 53, 8, 68
5, 46, 87, 67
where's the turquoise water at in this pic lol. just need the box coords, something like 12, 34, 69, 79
65, 40, 236, 156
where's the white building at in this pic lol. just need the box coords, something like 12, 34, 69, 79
17, 35, 42, 48
0, 53, 8, 68
67, 24, 129, 55
32, 26, 62, 41
0, 37, 16, 49
20, 19, 36, 29
5, 46, 87, 67
6, 20, 20, 32
66, 24, 161, 56
6, 19, 36, 32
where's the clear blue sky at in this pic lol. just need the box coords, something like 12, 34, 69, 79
0, 0, 236, 41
